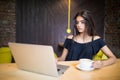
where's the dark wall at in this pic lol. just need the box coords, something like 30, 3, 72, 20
16, 0, 104, 56
105, 0, 120, 58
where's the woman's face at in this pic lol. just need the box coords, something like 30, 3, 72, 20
75, 16, 86, 33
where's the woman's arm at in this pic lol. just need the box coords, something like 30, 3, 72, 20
93, 45, 117, 68
57, 35, 73, 61
57, 48, 68, 61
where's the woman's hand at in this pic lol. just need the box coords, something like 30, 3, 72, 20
55, 57, 62, 63
55, 58, 59, 63
93, 60, 103, 68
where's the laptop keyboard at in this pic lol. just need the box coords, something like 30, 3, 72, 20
57, 64, 69, 75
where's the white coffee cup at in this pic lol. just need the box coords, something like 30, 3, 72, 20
77, 58, 94, 71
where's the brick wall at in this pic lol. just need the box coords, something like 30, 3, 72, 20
0, 0, 16, 47
0, 0, 120, 57
105, 0, 120, 57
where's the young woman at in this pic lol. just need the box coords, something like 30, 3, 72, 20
57, 10, 116, 68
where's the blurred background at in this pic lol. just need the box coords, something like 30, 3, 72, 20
0, 0, 120, 63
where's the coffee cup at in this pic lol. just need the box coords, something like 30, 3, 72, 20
77, 58, 94, 71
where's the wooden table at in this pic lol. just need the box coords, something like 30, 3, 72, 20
0, 59, 120, 80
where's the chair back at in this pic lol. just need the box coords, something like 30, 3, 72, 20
0, 47, 12, 63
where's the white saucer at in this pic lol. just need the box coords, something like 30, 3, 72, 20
76, 64, 95, 71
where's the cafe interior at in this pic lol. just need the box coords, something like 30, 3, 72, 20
0, 0, 120, 80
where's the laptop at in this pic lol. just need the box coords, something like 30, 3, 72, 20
8, 42, 69, 77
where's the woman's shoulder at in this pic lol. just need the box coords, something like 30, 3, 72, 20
92, 36, 106, 49
92, 35, 106, 45
93, 35, 101, 40
66, 35, 73, 39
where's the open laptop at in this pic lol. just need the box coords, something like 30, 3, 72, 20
8, 42, 69, 77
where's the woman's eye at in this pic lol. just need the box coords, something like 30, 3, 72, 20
81, 21, 85, 23
75, 21, 79, 24
75, 20, 85, 24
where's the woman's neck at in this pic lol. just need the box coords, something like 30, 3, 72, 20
75, 33, 92, 43
78, 32, 90, 39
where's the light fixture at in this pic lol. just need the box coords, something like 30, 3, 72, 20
66, 0, 71, 34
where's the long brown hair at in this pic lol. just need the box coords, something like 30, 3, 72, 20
73, 10, 97, 38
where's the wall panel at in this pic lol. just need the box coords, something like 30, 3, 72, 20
16, 0, 104, 56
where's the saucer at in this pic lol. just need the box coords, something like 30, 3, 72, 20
76, 64, 95, 71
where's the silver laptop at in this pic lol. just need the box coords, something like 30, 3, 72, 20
8, 42, 69, 77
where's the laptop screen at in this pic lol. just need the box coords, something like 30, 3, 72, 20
8, 42, 60, 77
